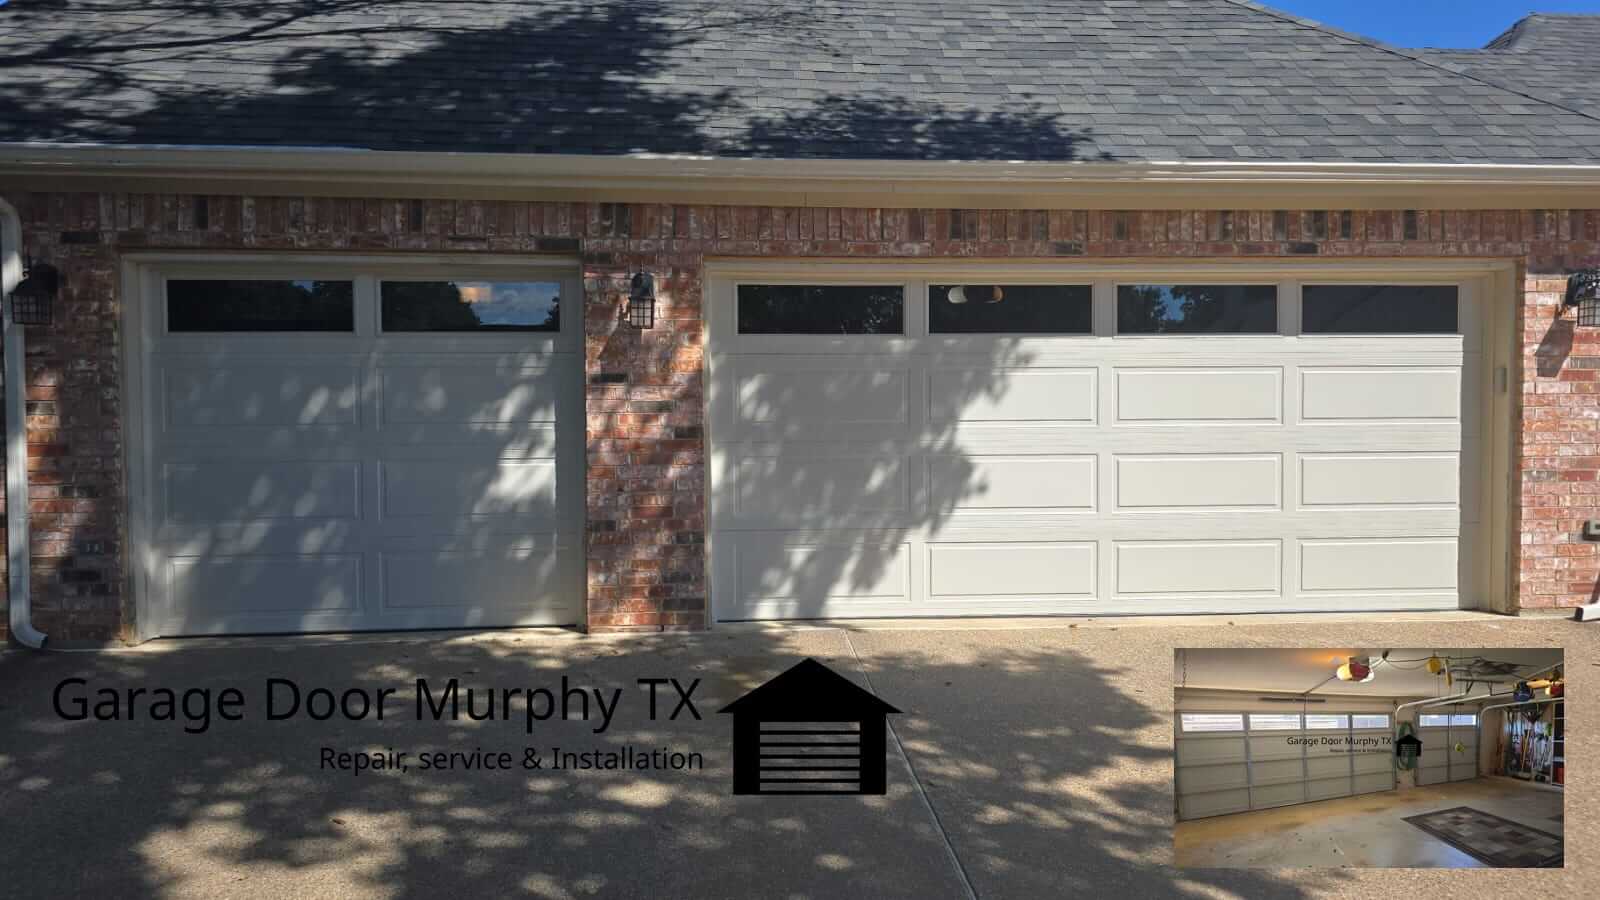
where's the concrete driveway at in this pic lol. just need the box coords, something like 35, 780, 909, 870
0, 615, 1588, 899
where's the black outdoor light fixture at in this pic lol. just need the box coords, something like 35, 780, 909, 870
627, 271, 656, 329
7, 255, 58, 326
1565, 268, 1600, 328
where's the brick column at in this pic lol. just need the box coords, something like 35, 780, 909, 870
583, 249, 707, 631
0, 193, 127, 643
1519, 262, 1600, 610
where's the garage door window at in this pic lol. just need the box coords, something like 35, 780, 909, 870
1451, 714, 1477, 726
167, 279, 354, 332
1302, 285, 1458, 334
1352, 714, 1390, 729
1304, 714, 1349, 729
382, 281, 561, 332
1418, 714, 1452, 727
1179, 713, 1243, 732
1248, 713, 1301, 731
929, 284, 1093, 334
737, 285, 904, 334
1116, 284, 1277, 334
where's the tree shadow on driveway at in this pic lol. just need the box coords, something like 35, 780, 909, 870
0, 628, 1332, 899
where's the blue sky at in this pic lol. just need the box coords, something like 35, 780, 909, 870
1267, 1, 1600, 47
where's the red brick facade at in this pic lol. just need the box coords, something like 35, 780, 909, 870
1, 192, 1596, 640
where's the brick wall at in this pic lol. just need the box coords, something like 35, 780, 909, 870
0, 192, 1596, 640
1523, 268, 1600, 610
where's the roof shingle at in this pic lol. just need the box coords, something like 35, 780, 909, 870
1, 0, 1597, 164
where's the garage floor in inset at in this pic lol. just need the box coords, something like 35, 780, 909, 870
1175, 778, 1564, 868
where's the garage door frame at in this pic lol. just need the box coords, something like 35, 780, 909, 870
705, 259, 1518, 623
121, 252, 584, 640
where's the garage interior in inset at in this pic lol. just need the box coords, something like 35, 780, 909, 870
1174, 648, 1564, 868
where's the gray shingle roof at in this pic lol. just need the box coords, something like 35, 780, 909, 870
1421, 14, 1600, 120
2, 0, 1599, 164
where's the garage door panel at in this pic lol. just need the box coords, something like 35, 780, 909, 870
1115, 454, 1281, 510
1307, 777, 1351, 801
941, 455, 1096, 510
378, 543, 571, 614
1251, 759, 1303, 784
928, 542, 1095, 599
1180, 762, 1248, 792
730, 535, 912, 612
930, 368, 1095, 423
163, 360, 362, 429
164, 460, 362, 523
1179, 789, 1250, 820
1248, 733, 1301, 760
1417, 765, 1450, 786
1299, 453, 1459, 508
1299, 539, 1458, 592
1306, 755, 1350, 779
724, 455, 911, 527
378, 365, 562, 425
379, 459, 559, 521
1354, 772, 1393, 794
1353, 750, 1392, 775
1251, 782, 1304, 809
1115, 541, 1281, 597
1300, 368, 1460, 421
733, 361, 912, 430
1176, 738, 1245, 767
168, 554, 363, 622
1116, 368, 1282, 423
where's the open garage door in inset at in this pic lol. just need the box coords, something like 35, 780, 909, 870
708, 268, 1501, 621
129, 261, 585, 636
1175, 706, 1398, 821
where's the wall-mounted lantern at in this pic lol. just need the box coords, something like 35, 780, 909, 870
627, 272, 656, 329
7, 256, 57, 326
1565, 268, 1599, 328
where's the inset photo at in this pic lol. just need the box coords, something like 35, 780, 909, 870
1174, 648, 1564, 868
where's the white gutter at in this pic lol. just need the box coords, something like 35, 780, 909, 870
0, 197, 46, 648
5, 143, 1600, 208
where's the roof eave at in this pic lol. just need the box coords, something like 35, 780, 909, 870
4, 143, 1600, 210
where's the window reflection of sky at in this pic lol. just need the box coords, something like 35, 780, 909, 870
1146, 286, 1188, 322
451, 281, 559, 326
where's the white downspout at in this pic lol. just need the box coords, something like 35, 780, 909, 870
1, 197, 46, 648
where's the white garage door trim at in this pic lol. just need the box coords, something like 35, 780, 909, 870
122, 253, 584, 639
706, 260, 1516, 623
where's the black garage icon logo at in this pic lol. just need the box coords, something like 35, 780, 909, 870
719, 658, 900, 795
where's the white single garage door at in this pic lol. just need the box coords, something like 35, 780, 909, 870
132, 261, 584, 636
1175, 707, 1397, 821
708, 268, 1491, 620
1415, 711, 1481, 786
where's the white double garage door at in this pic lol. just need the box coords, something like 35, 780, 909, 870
708, 266, 1498, 620
131, 260, 584, 636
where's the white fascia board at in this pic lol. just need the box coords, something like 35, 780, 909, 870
4, 143, 1600, 209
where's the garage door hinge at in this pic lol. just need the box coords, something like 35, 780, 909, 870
1495, 366, 1508, 393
